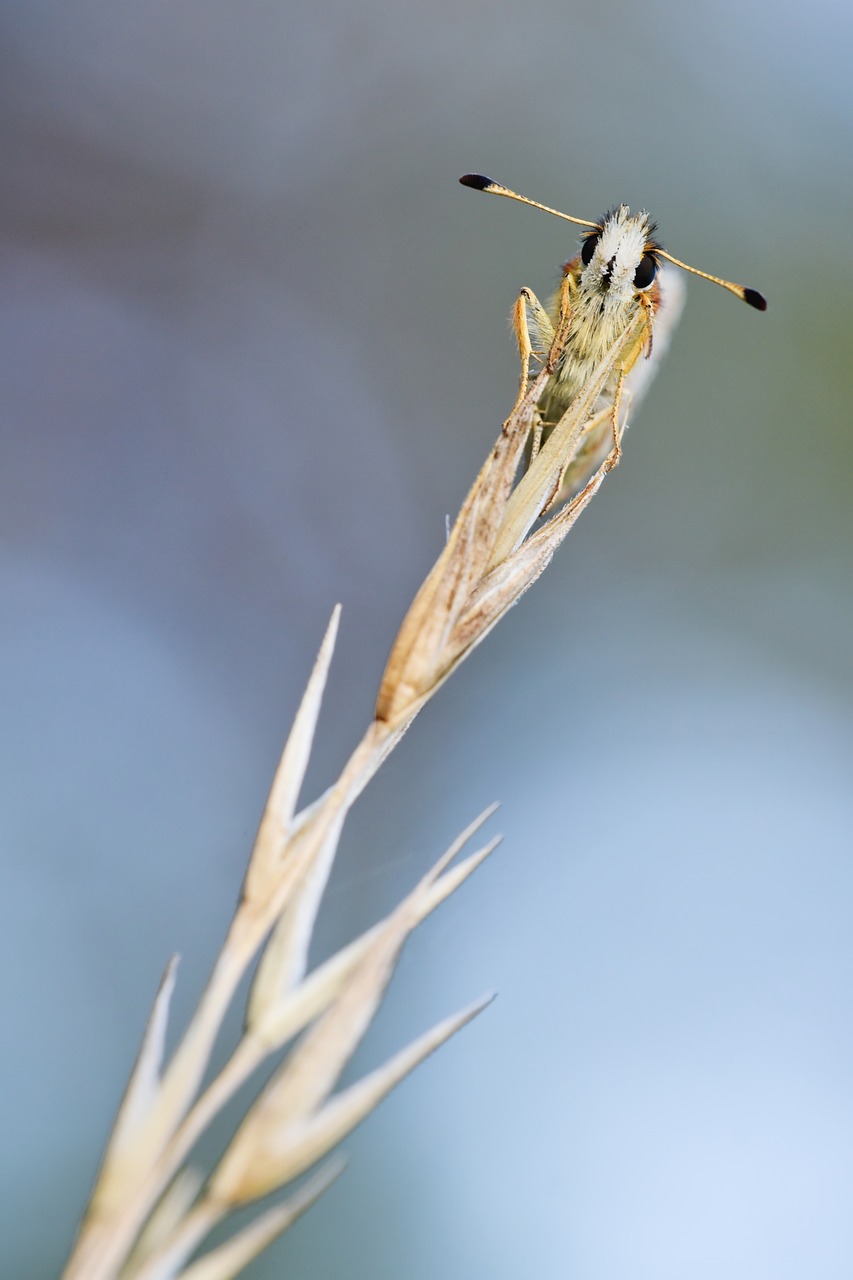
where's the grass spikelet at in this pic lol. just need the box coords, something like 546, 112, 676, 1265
61, 299, 646, 1279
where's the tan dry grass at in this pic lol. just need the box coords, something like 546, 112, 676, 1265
61, 309, 646, 1280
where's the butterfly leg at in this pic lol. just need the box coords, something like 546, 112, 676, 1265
603, 368, 627, 472
547, 272, 573, 373
511, 286, 554, 411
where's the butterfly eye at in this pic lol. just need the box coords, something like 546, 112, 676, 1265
633, 254, 658, 289
580, 233, 599, 266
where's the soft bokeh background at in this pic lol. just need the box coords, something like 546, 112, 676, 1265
2, 2, 852, 1276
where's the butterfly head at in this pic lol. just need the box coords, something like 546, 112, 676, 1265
578, 205, 660, 306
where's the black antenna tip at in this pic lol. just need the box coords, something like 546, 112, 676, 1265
743, 287, 767, 312
459, 173, 494, 191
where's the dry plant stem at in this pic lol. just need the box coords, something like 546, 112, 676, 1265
64, 722, 399, 1280
63, 304, 639, 1280
158, 719, 393, 1118
115, 826, 499, 1274
175, 1160, 346, 1280
126, 1168, 203, 1277
132, 1197, 223, 1280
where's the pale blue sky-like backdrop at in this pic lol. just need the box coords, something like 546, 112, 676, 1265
2, 2, 852, 1277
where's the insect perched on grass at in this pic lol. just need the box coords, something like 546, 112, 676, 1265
460, 174, 766, 503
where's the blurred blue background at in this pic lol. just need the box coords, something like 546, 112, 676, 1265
2, 1, 852, 1277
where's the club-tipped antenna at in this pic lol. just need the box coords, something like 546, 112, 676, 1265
656, 248, 766, 310
459, 173, 598, 231
459, 173, 767, 311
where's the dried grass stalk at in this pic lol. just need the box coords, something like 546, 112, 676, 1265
61, 311, 644, 1280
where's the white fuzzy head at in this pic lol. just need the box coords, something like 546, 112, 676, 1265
580, 204, 657, 306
